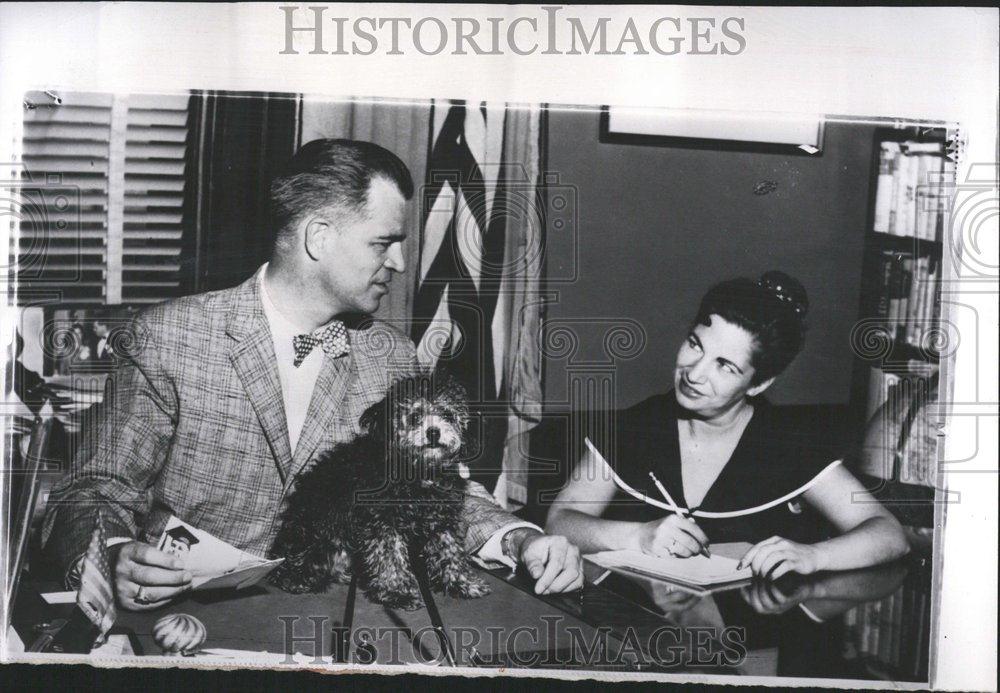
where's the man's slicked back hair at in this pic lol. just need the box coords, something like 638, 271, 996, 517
268, 139, 414, 245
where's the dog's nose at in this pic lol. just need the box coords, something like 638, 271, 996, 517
426, 427, 441, 446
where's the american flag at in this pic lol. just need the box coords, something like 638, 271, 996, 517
411, 101, 512, 493
77, 509, 117, 644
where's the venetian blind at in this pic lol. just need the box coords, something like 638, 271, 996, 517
16, 92, 113, 304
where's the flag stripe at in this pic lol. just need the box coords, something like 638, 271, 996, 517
413, 98, 515, 492
420, 182, 456, 282
77, 509, 117, 642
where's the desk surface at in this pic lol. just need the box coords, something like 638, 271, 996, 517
12, 557, 931, 680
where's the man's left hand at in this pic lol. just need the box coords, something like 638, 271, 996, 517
519, 533, 583, 595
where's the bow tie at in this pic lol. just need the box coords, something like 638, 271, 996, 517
291, 321, 350, 367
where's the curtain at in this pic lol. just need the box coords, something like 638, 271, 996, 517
493, 105, 546, 508
298, 97, 431, 331
183, 92, 300, 293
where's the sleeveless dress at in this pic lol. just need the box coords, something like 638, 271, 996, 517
594, 391, 845, 544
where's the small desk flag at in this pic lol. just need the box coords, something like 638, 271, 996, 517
76, 509, 117, 645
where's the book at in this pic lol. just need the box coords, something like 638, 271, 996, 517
891, 585, 904, 667
906, 256, 928, 346
877, 594, 893, 664
913, 154, 931, 240
873, 142, 899, 233
897, 256, 914, 341
895, 153, 908, 236
937, 159, 956, 242
876, 250, 893, 318
887, 253, 910, 340
924, 154, 945, 240
872, 598, 885, 659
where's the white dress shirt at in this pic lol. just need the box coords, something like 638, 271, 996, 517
259, 267, 328, 454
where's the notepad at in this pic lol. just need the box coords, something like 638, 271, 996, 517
584, 549, 752, 587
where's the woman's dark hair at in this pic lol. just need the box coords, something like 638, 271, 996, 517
268, 139, 414, 245
692, 270, 809, 385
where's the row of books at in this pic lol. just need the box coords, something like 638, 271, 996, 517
864, 368, 939, 487
874, 250, 941, 348
842, 583, 930, 680
873, 140, 954, 241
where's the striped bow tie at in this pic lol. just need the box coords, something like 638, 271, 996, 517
292, 321, 350, 367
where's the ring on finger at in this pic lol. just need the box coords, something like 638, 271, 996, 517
134, 586, 152, 604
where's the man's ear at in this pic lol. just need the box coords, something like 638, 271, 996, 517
302, 214, 331, 262
746, 376, 776, 398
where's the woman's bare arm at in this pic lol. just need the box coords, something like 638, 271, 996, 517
739, 463, 910, 577
545, 446, 643, 553
545, 446, 710, 557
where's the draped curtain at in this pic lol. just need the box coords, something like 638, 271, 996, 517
183, 92, 300, 293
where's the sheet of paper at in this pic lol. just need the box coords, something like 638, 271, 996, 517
156, 516, 282, 591
191, 558, 285, 591
584, 549, 752, 586
41, 591, 78, 604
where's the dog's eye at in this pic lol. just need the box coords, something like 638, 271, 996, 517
406, 412, 422, 426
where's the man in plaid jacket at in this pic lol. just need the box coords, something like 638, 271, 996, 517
42, 139, 582, 610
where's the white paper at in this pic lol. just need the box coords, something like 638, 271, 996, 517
41, 591, 78, 605
156, 516, 282, 591
584, 550, 752, 586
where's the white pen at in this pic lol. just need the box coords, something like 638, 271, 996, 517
648, 471, 710, 557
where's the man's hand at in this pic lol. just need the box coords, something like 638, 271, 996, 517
512, 531, 583, 595
114, 541, 192, 611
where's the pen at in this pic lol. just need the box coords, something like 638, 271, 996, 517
648, 471, 711, 558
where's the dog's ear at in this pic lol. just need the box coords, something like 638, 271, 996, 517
358, 395, 389, 440
437, 376, 471, 428
458, 410, 483, 465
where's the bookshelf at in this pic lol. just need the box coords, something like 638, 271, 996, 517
848, 126, 953, 528
840, 556, 933, 682
841, 127, 950, 682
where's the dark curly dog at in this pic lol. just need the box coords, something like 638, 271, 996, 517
269, 375, 491, 609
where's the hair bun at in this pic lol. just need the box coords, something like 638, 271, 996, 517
757, 271, 808, 318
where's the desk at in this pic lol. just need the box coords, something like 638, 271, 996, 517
10, 558, 930, 679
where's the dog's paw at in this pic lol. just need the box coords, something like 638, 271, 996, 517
368, 586, 424, 611
445, 572, 492, 600
385, 593, 425, 611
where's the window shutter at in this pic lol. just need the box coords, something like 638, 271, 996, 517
12, 91, 192, 306
121, 94, 192, 304
15, 92, 113, 304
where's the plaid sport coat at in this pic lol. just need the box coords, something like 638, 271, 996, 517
41, 270, 520, 576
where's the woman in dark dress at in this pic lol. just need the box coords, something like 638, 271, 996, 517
546, 271, 910, 578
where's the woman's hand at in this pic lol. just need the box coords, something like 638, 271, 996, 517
635, 513, 710, 558
737, 536, 822, 579
739, 579, 814, 615
647, 582, 702, 616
